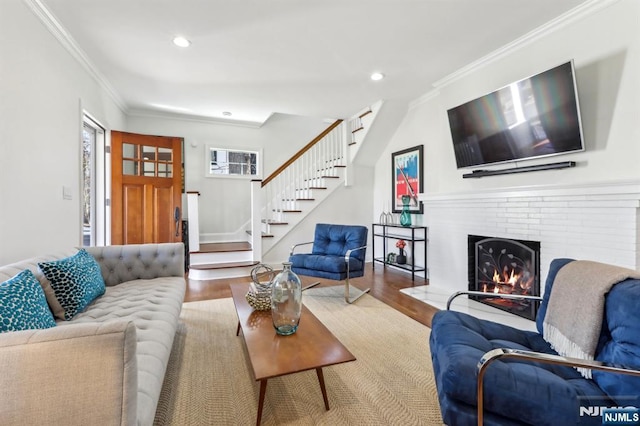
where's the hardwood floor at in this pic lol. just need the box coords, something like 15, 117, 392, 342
184, 263, 440, 327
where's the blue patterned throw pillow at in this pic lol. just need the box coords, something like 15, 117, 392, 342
38, 249, 106, 320
0, 269, 56, 333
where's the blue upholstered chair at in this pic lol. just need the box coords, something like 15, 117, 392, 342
289, 223, 369, 304
429, 258, 640, 426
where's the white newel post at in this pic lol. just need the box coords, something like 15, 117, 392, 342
186, 191, 200, 253
250, 179, 263, 262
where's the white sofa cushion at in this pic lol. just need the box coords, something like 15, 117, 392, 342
65, 277, 184, 426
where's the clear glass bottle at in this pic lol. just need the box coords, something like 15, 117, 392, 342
271, 262, 302, 335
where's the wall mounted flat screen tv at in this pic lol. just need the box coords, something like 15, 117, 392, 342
447, 61, 584, 169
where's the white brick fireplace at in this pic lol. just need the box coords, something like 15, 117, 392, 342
418, 179, 640, 295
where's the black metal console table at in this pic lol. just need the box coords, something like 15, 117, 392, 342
372, 223, 427, 281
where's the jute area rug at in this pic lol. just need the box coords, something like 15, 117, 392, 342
153, 285, 443, 425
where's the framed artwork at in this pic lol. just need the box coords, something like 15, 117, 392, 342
391, 145, 424, 214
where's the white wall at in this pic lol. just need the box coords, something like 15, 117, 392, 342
373, 0, 640, 288
0, 0, 126, 264
126, 113, 328, 239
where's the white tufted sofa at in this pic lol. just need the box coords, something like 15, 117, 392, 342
0, 243, 186, 426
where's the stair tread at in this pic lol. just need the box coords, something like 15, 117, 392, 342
190, 260, 259, 270
193, 242, 251, 253
262, 220, 289, 225
246, 230, 274, 237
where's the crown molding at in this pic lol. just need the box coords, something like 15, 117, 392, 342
408, 89, 440, 111
409, 0, 620, 112
432, 0, 620, 90
23, 0, 128, 113
127, 108, 266, 129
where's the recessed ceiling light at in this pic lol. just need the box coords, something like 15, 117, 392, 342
172, 36, 191, 48
222, 111, 232, 117
370, 72, 385, 81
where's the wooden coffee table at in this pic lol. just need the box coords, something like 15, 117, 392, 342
230, 283, 356, 425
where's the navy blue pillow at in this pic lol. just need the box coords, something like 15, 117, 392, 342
594, 279, 640, 405
0, 269, 56, 333
38, 249, 105, 320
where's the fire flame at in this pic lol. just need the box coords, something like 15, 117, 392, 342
486, 267, 533, 295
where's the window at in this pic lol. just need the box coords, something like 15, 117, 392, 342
122, 144, 174, 177
206, 146, 261, 178
81, 115, 105, 246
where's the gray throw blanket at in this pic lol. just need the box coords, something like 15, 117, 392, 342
543, 260, 640, 379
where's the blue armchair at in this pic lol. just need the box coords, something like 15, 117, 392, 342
429, 258, 640, 426
289, 223, 370, 304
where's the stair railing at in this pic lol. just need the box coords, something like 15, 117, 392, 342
249, 120, 347, 257
263, 119, 346, 224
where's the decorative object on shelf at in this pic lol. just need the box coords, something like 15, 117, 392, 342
386, 202, 395, 224
386, 211, 394, 225
392, 145, 424, 215
400, 195, 412, 227
379, 202, 394, 224
379, 202, 389, 224
271, 262, 302, 335
386, 252, 396, 263
379, 210, 387, 225
396, 239, 407, 264
245, 264, 276, 311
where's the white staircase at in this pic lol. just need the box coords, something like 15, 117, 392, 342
250, 119, 348, 257
189, 104, 382, 280
188, 241, 258, 280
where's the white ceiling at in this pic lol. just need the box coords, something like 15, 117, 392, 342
39, 0, 589, 126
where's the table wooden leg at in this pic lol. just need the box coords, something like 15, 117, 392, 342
316, 368, 330, 410
256, 379, 268, 426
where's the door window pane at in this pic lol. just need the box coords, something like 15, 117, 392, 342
123, 159, 138, 175
143, 161, 156, 176
158, 147, 172, 161
123, 143, 138, 159
158, 163, 173, 177
142, 145, 156, 161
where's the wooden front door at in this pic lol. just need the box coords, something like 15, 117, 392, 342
111, 131, 183, 245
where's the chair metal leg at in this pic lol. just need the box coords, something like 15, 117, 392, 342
302, 281, 321, 292
344, 277, 370, 304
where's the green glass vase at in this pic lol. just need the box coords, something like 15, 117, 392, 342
400, 195, 412, 227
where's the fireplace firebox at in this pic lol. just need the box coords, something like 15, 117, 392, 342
468, 235, 541, 321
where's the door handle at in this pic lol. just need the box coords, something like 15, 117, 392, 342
174, 207, 181, 237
